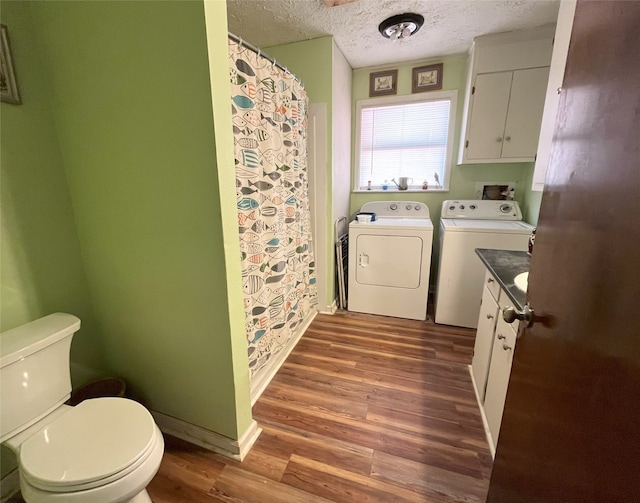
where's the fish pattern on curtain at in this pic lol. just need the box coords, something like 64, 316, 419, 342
228, 38, 317, 378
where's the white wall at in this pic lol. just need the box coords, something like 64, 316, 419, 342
332, 42, 353, 229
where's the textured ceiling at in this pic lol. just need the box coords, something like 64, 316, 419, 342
226, 0, 560, 69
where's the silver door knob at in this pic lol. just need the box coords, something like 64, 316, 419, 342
503, 304, 536, 328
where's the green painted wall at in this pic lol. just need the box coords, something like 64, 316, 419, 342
266, 37, 335, 308
25, 0, 251, 439
0, 1, 106, 375
202, 0, 253, 430
351, 57, 532, 218
521, 168, 543, 226
351, 56, 536, 279
0, 1, 108, 481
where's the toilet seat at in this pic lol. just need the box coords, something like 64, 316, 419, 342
19, 398, 157, 492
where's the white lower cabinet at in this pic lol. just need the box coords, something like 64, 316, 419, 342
471, 277, 500, 402
471, 269, 519, 455
484, 315, 517, 449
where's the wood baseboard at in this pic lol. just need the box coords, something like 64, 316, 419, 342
0, 469, 20, 503
468, 364, 496, 459
150, 411, 261, 462
318, 300, 337, 315
250, 310, 318, 405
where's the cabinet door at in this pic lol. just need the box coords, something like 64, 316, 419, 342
466, 72, 513, 160
471, 285, 500, 403
501, 67, 550, 158
484, 316, 517, 450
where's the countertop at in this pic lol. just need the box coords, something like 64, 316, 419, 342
475, 249, 530, 311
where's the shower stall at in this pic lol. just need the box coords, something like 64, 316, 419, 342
228, 35, 317, 399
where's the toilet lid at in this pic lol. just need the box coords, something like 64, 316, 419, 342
20, 397, 156, 489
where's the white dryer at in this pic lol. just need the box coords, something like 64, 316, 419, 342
435, 200, 534, 328
348, 201, 433, 320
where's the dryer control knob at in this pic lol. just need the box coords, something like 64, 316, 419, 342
449, 205, 455, 210
500, 203, 512, 213
414, 205, 420, 210
390, 203, 398, 210
460, 205, 465, 210
470, 204, 477, 210
406, 204, 412, 210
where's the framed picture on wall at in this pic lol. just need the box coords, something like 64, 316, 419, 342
1, 24, 21, 104
412, 63, 443, 93
369, 69, 398, 97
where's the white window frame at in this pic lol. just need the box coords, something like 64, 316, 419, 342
353, 90, 458, 192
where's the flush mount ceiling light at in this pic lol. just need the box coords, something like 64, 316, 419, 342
378, 13, 424, 40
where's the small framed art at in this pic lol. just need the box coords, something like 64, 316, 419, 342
412, 63, 443, 93
369, 69, 398, 97
1, 24, 21, 104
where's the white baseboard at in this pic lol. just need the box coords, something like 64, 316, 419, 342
318, 300, 337, 315
250, 310, 318, 405
0, 469, 20, 503
150, 411, 261, 462
468, 365, 496, 459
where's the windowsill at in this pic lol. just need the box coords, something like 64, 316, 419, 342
352, 188, 449, 193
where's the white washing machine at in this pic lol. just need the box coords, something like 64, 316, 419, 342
348, 201, 433, 321
435, 200, 534, 328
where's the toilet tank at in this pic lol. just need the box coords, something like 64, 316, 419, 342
0, 313, 80, 443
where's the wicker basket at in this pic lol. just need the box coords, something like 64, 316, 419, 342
67, 377, 126, 406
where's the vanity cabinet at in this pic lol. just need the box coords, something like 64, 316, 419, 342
458, 26, 554, 165
471, 272, 501, 402
471, 268, 520, 454
484, 298, 518, 448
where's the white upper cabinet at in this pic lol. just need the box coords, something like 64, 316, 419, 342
458, 26, 555, 165
532, 0, 578, 190
466, 72, 513, 160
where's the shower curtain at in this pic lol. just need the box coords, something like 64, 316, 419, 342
228, 38, 317, 379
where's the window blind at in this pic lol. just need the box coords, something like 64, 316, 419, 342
358, 99, 451, 189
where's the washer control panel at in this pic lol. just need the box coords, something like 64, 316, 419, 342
441, 200, 522, 220
359, 201, 430, 218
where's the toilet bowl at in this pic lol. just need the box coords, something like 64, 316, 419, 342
0, 314, 164, 503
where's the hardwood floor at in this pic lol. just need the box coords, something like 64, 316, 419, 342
6, 311, 492, 502
148, 311, 492, 502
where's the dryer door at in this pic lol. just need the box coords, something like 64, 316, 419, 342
355, 234, 423, 288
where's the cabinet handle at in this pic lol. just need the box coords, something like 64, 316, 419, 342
503, 343, 512, 351
505, 136, 511, 141
497, 334, 506, 340
496, 137, 503, 142
487, 277, 494, 283
486, 313, 494, 319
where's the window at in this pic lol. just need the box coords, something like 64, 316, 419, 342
355, 90, 457, 191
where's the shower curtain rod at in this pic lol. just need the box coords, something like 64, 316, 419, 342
228, 32, 304, 87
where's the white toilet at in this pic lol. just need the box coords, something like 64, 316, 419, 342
0, 313, 164, 502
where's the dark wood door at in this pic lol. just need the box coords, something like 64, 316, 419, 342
486, 1, 640, 501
